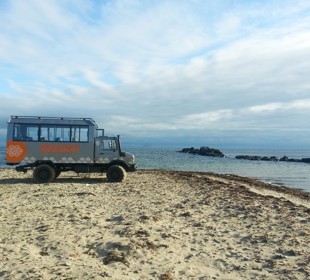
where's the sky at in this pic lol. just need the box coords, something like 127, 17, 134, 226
0, 0, 310, 148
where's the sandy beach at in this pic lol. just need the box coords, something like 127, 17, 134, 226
0, 168, 309, 280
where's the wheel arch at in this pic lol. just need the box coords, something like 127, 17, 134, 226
16, 160, 56, 172
107, 160, 130, 171
33, 160, 57, 169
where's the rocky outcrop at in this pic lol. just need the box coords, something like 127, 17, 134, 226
179, 146, 225, 157
236, 155, 310, 163
179, 147, 310, 163
235, 155, 278, 161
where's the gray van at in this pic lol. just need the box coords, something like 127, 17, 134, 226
6, 116, 136, 183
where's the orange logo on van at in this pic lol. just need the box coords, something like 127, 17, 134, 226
40, 144, 80, 153
6, 141, 27, 163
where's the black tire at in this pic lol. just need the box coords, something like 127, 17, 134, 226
106, 165, 126, 182
33, 164, 56, 183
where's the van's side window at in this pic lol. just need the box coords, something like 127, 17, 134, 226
71, 126, 89, 142
27, 126, 39, 141
41, 126, 56, 141
13, 124, 39, 141
13, 124, 89, 143
80, 127, 89, 142
102, 139, 117, 150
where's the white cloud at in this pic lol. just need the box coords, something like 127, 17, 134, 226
175, 110, 233, 129
248, 103, 283, 113
248, 99, 310, 113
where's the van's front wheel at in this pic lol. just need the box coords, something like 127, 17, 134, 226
106, 165, 126, 182
33, 164, 56, 183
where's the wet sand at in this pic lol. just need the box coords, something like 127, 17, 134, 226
0, 168, 309, 279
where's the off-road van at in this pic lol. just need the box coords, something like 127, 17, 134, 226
6, 116, 136, 183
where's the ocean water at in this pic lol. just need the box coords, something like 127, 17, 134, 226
1, 146, 309, 192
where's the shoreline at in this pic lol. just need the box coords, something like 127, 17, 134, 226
145, 169, 310, 209
142, 168, 310, 197
1, 168, 309, 279
1, 166, 309, 195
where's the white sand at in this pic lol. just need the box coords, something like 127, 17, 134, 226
0, 168, 309, 279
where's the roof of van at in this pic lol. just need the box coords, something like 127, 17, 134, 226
8, 116, 97, 127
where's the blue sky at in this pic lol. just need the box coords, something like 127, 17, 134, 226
1, 0, 310, 148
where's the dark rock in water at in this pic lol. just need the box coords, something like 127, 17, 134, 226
261, 156, 279, 161
179, 146, 225, 157
235, 155, 246, 160
288, 158, 302, 163
180, 149, 309, 163
279, 156, 303, 163
279, 156, 289, 161
236, 155, 308, 163
235, 155, 262, 161
199, 146, 225, 157
269, 156, 278, 161
180, 147, 197, 154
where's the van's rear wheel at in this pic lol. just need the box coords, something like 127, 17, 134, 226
33, 164, 56, 183
106, 165, 126, 182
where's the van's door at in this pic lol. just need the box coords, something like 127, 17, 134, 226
95, 136, 119, 163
